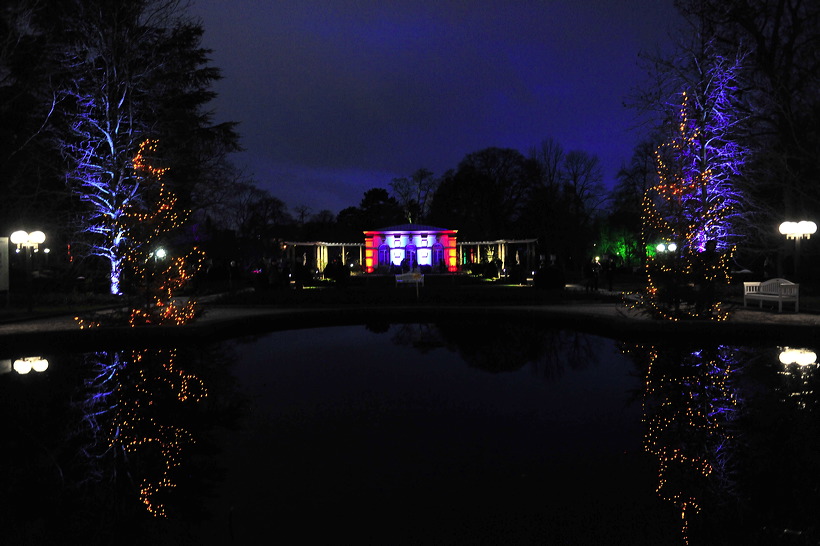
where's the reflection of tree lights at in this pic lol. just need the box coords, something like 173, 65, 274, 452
13, 356, 49, 374
636, 343, 740, 545
779, 347, 817, 366
90, 348, 209, 518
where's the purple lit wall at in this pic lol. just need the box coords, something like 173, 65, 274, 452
363, 224, 457, 273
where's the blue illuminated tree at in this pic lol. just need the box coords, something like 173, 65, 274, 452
56, 0, 236, 295
675, 0, 820, 254
640, 41, 747, 320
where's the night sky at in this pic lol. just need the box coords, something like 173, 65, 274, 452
190, 0, 683, 215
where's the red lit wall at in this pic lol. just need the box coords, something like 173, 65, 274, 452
363, 226, 457, 272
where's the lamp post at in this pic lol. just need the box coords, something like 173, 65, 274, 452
779, 221, 816, 279
143, 247, 168, 304
656, 242, 678, 254
10, 230, 46, 312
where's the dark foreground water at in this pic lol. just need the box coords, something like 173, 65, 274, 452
1, 321, 819, 545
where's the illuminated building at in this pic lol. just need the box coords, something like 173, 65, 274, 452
284, 225, 536, 276
363, 224, 458, 273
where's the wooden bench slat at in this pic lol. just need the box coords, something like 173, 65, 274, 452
743, 278, 799, 312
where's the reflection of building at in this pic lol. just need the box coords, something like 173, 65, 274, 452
364, 224, 458, 273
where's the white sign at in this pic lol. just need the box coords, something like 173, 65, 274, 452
0, 237, 8, 291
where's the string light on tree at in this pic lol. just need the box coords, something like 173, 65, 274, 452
637, 44, 746, 321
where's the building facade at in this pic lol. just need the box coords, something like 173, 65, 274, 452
363, 224, 458, 273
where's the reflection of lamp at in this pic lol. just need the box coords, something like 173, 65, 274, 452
779, 347, 817, 366
13, 356, 49, 374
10, 230, 46, 311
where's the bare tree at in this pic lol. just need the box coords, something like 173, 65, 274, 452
562, 150, 606, 219
55, 0, 233, 294
310, 210, 336, 225
639, 38, 748, 320
530, 137, 565, 190
190, 161, 244, 217
671, 0, 820, 254
613, 139, 658, 218
232, 185, 286, 236
293, 205, 311, 225
390, 168, 438, 223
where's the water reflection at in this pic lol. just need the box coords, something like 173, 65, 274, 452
228, 323, 653, 544
384, 321, 599, 377
623, 342, 820, 545
624, 343, 741, 545
5, 323, 820, 544
736, 346, 820, 545
78, 348, 208, 517
778, 347, 818, 411
1, 343, 239, 545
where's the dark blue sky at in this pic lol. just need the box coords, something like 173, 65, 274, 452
191, 0, 682, 215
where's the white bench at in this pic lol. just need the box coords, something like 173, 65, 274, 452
743, 278, 799, 312
395, 272, 424, 286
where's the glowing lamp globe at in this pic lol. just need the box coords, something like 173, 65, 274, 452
10, 230, 46, 247
780, 221, 817, 239
13, 359, 32, 374
10, 230, 28, 245
798, 221, 817, 237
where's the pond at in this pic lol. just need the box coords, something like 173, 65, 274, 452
1, 321, 818, 545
